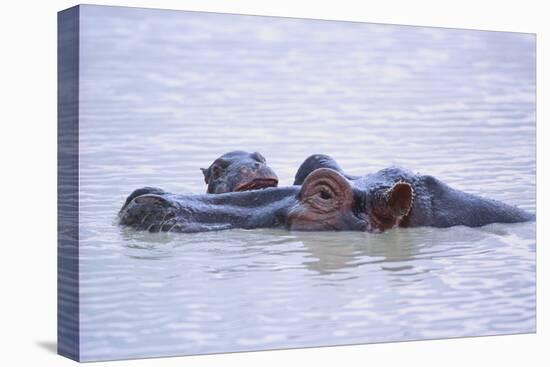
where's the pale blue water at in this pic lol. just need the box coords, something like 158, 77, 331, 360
77, 5, 535, 361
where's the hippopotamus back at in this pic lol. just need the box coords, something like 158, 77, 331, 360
354, 166, 534, 230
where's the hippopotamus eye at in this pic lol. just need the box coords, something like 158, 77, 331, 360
211, 165, 224, 180
319, 189, 332, 200
307, 184, 338, 209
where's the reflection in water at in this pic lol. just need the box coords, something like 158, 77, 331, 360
279, 226, 491, 275
76, 5, 535, 362
295, 230, 422, 274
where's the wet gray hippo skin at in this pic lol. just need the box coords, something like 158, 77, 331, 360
201, 151, 278, 193
119, 168, 366, 233
294, 154, 535, 232
294, 154, 360, 184
352, 166, 534, 232
119, 155, 533, 234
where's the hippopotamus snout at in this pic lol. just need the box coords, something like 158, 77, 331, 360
232, 163, 279, 192
118, 187, 182, 232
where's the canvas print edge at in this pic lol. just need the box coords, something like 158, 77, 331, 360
58, 5, 80, 362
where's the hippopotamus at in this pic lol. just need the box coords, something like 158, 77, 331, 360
200, 151, 278, 193
119, 155, 533, 233
293, 154, 535, 232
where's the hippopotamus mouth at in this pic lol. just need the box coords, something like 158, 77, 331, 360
234, 178, 279, 192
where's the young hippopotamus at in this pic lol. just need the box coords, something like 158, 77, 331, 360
293, 154, 535, 232
201, 151, 279, 194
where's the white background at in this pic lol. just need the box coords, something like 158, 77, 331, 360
0, 0, 546, 366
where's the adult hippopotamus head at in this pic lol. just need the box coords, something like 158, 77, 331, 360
120, 168, 368, 232
201, 151, 279, 194
292, 155, 415, 232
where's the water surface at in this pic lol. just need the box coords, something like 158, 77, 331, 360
77, 5, 535, 361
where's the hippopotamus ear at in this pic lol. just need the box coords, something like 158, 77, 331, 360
251, 151, 266, 163
200, 167, 210, 184
384, 181, 413, 217
299, 168, 353, 212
